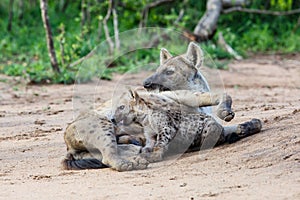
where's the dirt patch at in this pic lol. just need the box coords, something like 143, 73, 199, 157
0, 57, 299, 199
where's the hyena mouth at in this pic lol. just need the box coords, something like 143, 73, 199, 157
159, 87, 171, 92
145, 84, 170, 92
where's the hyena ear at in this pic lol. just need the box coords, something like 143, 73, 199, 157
129, 89, 140, 102
160, 48, 172, 65
128, 88, 135, 98
185, 42, 204, 69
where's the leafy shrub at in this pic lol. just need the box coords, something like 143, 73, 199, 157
0, 0, 299, 83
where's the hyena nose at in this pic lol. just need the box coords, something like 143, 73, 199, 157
143, 79, 152, 88
110, 118, 117, 125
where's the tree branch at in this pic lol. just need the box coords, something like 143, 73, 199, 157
193, 0, 222, 42
222, 0, 249, 8
18, 0, 24, 21
139, 0, 175, 29
293, 16, 300, 32
112, 5, 120, 51
223, 7, 300, 16
81, 0, 86, 31
147, 8, 190, 47
7, 0, 14, 32
40, 0, 60, 73
145, 0, 174, 9
174, 9, 184, 25
69, 50, 95, 68
103, 0, 114, 54
217, 32, 242, 60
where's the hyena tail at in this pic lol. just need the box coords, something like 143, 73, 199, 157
62, 154, 107, 170
224, 118, 263, 144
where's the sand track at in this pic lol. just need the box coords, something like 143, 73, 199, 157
0, 56, 299, 199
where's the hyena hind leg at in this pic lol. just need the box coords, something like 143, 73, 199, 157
199, 119, 226, 150
223, 118, 263, 143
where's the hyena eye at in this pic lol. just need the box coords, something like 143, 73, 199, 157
165, 70, 174, 75
119, 105, 125, 110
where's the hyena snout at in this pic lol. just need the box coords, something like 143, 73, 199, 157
143, 75, 166, 90
143, 77, 154, 88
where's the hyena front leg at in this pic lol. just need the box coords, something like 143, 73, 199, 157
141, 114, 177, 162
82, 115, 148, 171
142, 126, 176, 162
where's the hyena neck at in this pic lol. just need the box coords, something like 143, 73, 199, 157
132, 99, 150, 123
190, 71, 210, 92
135, 112, 148, 125
191, 71, 213, 115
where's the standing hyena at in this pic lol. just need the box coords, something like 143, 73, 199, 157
143, 42, 261, 142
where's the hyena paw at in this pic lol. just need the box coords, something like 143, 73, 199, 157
226, 119, 262, 144
107, 156, 149, 171
217, 109, 235, 122
217, 94, 235, 122
239, 118, 262, 136
109, 159, 135, 172
141, 150, 164, 163
129, 156, 149, 170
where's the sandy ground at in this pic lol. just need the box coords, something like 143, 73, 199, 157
0, 55, 299, 200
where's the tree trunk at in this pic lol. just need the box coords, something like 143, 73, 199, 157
193, 0, 222, 41
103, 0, 114, 54
60, 0, 69, 12
7, 0, 14, 32
97, 17, 102, 41
86, 0, 91, 28
81, 0, 87, 36
30, 0, 38, 9
40, 0, 60, 73
18, 0, 24, 22
59, 24, 66, 66
112, 0, 120, 51
193, 0, 249, 41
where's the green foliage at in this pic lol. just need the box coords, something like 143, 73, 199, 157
0, 0, 299, 84
218, 0, 300, 53
202, 43, 234, 60
270, 0, 293, 10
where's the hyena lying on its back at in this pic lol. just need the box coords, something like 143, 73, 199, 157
111, 88, 262, 162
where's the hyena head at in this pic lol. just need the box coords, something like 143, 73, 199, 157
143, 42, 210, 92
111, 89, 143, 126
111, 89, 136, 125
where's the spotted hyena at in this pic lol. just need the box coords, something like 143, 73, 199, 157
62, 100, 148, 171
111, 88, 262, 162
62, 89, 229, 170
62, 42, 262, 170
143, 42, 251, 137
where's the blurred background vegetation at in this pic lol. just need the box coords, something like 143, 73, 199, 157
0, 0, 299, 84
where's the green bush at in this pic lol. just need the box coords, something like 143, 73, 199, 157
0, 0, 299, 84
